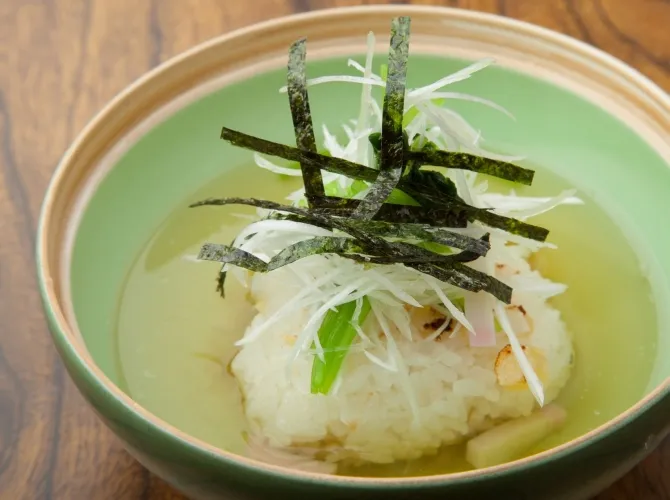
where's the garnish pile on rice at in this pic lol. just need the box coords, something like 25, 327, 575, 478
190, 17, 580, 472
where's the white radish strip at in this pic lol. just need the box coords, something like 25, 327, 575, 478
381, 302, 413, 341
494, 302, 545, 406
449, 322, 463, 339
366, 290, 403, 307
234, 219, 332, 245
288, 280, 364, 361
407, 58, 495, 99
465, 291, 496, 347
331, 372, 343, 396
229, 213, 257, 221
286, 188, 305, 202
363, 350, 398, 372
343, 127, 376, 161
355, 32, 377, 166
229, 266, 247, 287
423, 276, 474, 332
344, 284, 377, 306
352, 296, 364, 324
253, 153, 303, 176
305, 344, 367, 355
354, 323, 373, 346
375, 308, 420, 425
479, 193, 583, 212
370, 98, 383, 126
342, 124, 355, 141
236, 269, 340, 345
370, 303, 401, 372
347, 58, 366, 74
366, 268, 422, 306
417, 103, 462, 147
238, 292, 323, 345
322, 124, 345, 158
473, 129, 483, 147
279, 75, 385, 93
507, 279, 567, 299
501, 189, 579, 219
181, 254, 202, 263
487, 227, 558, 250
347, 57, 383, 81
409, 91, 515, 120
506, 306, 530, 334
452, 170, 474, 206
421, 314, 453, 342
462, 144, 527, 163
312, 326, 326, 362
362, 314, 398, 372
428, 104, 483, 147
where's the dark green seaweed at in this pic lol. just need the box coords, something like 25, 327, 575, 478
221, 128, 548, 241
306, 194, 468, 227
192, 198, 512, 302
192, 18, 557, 305
267, 236, 364, 271
286, 38, 325, 200
408, 150, 535, 185
473, 209, 549, 241
196, 243, 269, 297
190, 197, 388, 249
269, 213, 489, 254
399, 184, 549, 241
221, 127, 379, 183
352, 16, 410, 219
197, 243, 268, 271
410, 262, 512, 303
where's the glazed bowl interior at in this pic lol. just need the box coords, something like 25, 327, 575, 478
41, 6, 670, 484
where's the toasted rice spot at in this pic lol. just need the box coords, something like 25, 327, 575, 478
495, 344, 546, 388
408, 306, 453, 339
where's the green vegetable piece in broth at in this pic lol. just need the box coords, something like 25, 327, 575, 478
311, 298, 372, 394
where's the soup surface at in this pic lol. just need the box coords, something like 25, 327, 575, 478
115, 164, 657, 477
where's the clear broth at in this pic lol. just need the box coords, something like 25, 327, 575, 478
115, 166, 657, 477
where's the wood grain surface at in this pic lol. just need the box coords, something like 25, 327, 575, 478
1, 1, 669, 499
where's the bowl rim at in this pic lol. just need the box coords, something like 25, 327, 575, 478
36, 3, 670, 488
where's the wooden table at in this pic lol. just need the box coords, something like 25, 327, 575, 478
1, 0, 669, 498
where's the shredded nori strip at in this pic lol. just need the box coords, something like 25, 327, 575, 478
399, 184, 549, 241
191, 197, 387, 249
410, 262, 512, 303
267, 236, 364, 271
287, 38, 324, 201
192, 198, 512, 300
352, 16, 410, 219
351, 221, 489, 255
221, 128, 547, 241
196, 243, 269, 297
197, 243, 268, 271
268, 235, 484, 270
193, 18, 555, 304
269, 213, 489, 255
306, 194, 468, 227
408, 150, 535, 185
221, 127, 379, 183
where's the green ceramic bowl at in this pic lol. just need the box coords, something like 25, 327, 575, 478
37, 5, 670, 500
